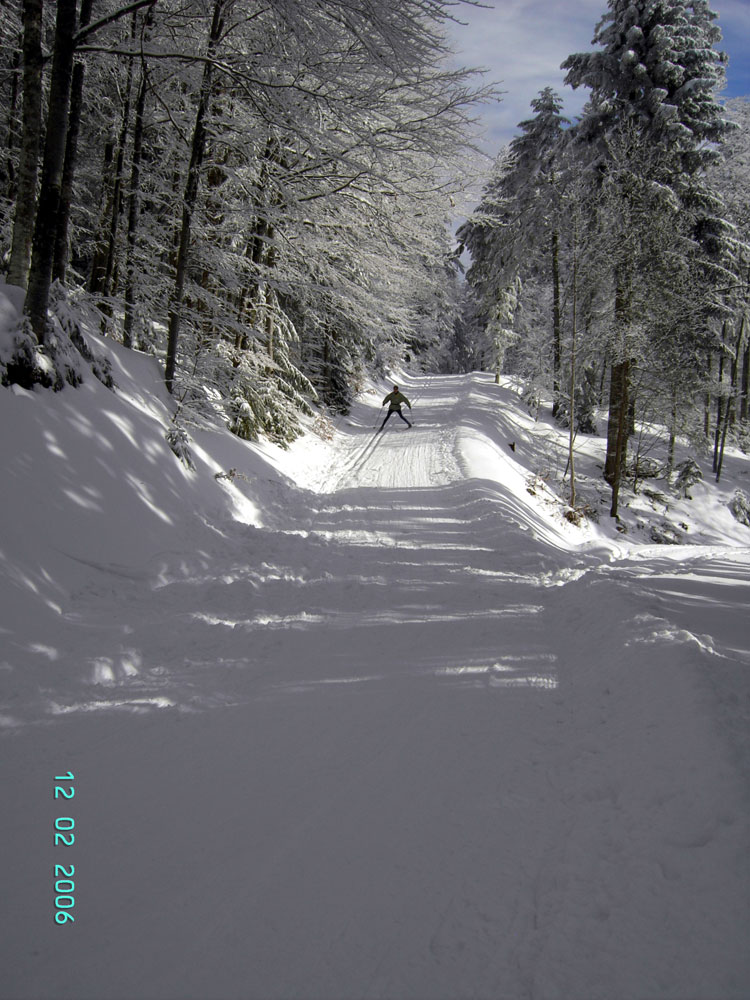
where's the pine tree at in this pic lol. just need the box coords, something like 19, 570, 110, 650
458, 90, 568, 397
562, 0, 734, 516
707, 98, 750, 441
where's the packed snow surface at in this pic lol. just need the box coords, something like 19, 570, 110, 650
1, 331, 749, 999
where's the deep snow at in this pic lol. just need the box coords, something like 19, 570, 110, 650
1, 298, 749, 1000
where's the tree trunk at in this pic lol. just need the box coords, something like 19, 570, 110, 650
24, 0, 77, 342
551, 227, 561, 416
712, 323, 727, 473
235, 210, 268, 350
122, 51, 150, 350
740, 339, 749, 424
263, 225, 277, 362
164, 0, 225, 393
604, 359, 630, 517
604, 277, 632, 517
7, 0, 43, 289
667, 394, 677, 475
598, 357, 608, 405
89, 142, 121, 293
265, 298, 274, 363
52, 0, 94, 284
323, 330, 332, 393
88, 141, 115, 292
716, 314, 746, 483
3, 44, 21, 202
567, 220, 578, 509
102, 12, 138, 299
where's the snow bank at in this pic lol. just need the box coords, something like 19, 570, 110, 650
0, 281, 325, 720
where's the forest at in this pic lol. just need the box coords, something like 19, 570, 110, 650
0, 0, 748, 519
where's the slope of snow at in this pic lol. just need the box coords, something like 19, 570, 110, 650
1, 294, 749, 1000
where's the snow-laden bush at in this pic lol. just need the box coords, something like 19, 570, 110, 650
650, 521, 684, 544
728, 490, 750, 528
227, 389, 265, 442
553, 366, 599, 435
0, 318, 62, 389
312, 413, 336, 441
226, 353, 314, 447
171, 320, 316, 447
165, 423, 196, 471
628, 456, 664, 480
673, 458, 703, 499
522, 385, 541, 419
1, 284, 113, 391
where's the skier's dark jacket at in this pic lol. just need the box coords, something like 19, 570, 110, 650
382, 390, 411, 412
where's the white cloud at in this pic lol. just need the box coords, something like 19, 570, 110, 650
443, 0, 749, 232
446, 0, 750, 154
445, 0, 605, 153
715, 0, 750, 34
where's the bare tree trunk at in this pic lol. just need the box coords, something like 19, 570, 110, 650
24, 0, 77, 342
122, 48, 150, 350
551, 227, 561, 417
8, 0, 43, 289
605, 359, 630, 517
164, 0, 226, 393
567, 220, 578, 509
52, 0, 94, 284
716, 313, 746, 483
322, 329, 334, 396
739, 270, 750, 425
102, 12, 138, 300
604, 277, 631, 517
263, 226, 277, 362
598, 357, 608, 405
236, 210, 269, 350
3, 44, 21, 203
265, 299, 274, 363
88, 141, 115, 292
713, 323, 727, 473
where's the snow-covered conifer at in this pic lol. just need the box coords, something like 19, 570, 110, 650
459, 90, 569, 402
562, 0, 734, 515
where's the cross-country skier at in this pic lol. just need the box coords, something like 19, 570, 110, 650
379, 385, 412, 430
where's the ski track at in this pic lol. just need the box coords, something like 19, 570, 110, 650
2, 373, 749, 1000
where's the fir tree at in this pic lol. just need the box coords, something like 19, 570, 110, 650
562, 0, 734, 515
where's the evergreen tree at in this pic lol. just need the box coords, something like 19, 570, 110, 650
562, 0, 734, 515
707, 97, 750, 442
458, 89, 568, 397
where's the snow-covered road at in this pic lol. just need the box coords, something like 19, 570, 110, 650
2, 371, 749, 1000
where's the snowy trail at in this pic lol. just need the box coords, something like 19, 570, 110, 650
2, 373, 749, 1000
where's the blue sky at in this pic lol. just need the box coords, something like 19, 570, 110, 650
446, 0, 750, 155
